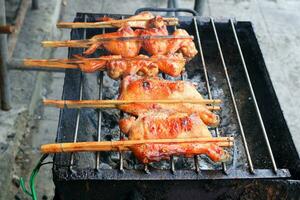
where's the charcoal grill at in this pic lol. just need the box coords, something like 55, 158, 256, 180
53, 8, 300, 199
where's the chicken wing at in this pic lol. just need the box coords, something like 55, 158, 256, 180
118, 76, 220, 127
73, 53, 186, 79
139, 16, 169, 55
119, 112, 228, 163
168, 29, 198, 58
83, 16, 197, 58
150, 53, 186, 77
84, 24, 142, 57
140, 16, 198, 58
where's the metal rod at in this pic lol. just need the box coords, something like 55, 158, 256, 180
70, 15, 87, 169
119, 111, 124, 172
170, 156, 175, 174
119, 16, 125, 173
95, 27, 106, 170
167, 0, 179, 17
210, 17, 254, 174
0, 0, 11, 110
95, 72, 103, 170
193, 18, 211, 99
32, 0, 38, 10
167, 0, 174, 16
193, 17, 227, 173
144, 163, 150, 174
69, 74, 83, 168
194, 0, 205, 16
173, 0, 179, 17
171, 24, 177, 174
230, 19, 277, 172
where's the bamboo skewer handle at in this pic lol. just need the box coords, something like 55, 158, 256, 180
42, 40, 91, 48
41, 137, 234, 153
24, 59, 78, 69
43, 99, 222, 108
57, 17, 179, 29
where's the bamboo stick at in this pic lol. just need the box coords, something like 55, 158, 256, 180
57, 17, 179, 29
42, 35, 194, 48
43, 99, 222, 109
23, 56, 187, 69
42, 40, 91, 48
24, 57, 186, 63
42, 100, 219, 110
24, 59, 78, 69
41, 137, 234, 153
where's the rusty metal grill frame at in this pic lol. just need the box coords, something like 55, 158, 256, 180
52, 12, 295, 181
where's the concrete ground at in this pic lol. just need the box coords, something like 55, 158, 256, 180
0, 0, 299, 199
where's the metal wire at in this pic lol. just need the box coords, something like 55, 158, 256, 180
119, 16, 125, 173
230, 19, 277, 172
69, 15, 87, 169
210, 17, 254, 174
69, 74, 83, 169
170, 23, 177, 174
193, 17, 227, 173
95, 70, 104, 170
20, 154, 49, 200
119, 111, 124, 172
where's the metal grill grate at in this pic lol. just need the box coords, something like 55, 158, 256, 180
53, 12, 292, 180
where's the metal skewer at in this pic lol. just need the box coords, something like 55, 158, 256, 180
230, 19, 277, 173
95, 71, 104, 170
69, 15, 87, 171
193, 17, 227, 173
211, 17, 254, 174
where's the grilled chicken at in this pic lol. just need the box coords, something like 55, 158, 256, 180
118, 76, 219, 127
141, 16, 198, 58
169, 29, 198, 58
97, 11, 155, 28
84, 24, 142, 57
105, 55, 157, 79
149, 53, 186, 77
119, 112, 228, 163
139, 16, 169, 55
83, 16, 197, 59
73, 53, 186, 79
73, 54, 157, 79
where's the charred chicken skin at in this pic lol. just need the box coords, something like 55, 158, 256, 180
119, 112, 228, 163
118, 76, 220, 127
83, 15, 198, 59
73, 53, 186, 79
